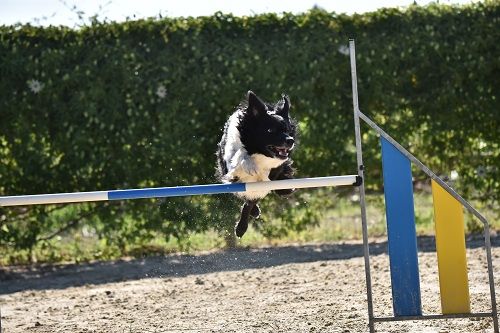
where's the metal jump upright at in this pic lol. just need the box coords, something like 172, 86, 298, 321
349, 39, 499, 333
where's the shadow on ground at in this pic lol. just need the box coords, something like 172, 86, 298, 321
0, 234, 498, 295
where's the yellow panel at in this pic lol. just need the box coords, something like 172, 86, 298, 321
432, 180, 470, 314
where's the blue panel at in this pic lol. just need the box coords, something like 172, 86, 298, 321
108, 183, 246, 200
381, 137, 422, 317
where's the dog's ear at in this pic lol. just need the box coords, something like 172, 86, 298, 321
277, 94, 291, 119
247, 91, 266, 117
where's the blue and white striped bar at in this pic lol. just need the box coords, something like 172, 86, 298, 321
0, 175, 359, 207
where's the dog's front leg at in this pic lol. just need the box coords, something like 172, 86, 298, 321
235, 200, 258, 237
270, 163, 296, 196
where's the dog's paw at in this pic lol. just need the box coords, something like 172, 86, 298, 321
274, 188, 296, 196
224, 171, 239, 183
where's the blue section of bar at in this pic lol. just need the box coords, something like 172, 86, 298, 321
381, 137, 422, 317
108, 183, 246, 200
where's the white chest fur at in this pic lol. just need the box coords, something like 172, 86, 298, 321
243, 153, 284, 181
226, 153, 286, 200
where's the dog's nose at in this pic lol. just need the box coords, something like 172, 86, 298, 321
285, 137, 295, 148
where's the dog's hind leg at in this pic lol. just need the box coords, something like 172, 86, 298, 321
235, 200, 258, 237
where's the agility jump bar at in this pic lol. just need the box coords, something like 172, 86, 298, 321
0, 175, 361, 207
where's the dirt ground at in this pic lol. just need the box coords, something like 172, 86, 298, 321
0, 235, 499, 333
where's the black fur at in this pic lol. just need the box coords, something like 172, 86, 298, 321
216, 91, 297, 237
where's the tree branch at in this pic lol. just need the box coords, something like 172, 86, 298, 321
36, 207, 104, 242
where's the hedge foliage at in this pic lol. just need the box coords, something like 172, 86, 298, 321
0, 2, 499, 255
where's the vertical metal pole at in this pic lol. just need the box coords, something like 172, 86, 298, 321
349, 39, 375, 333
484, 223, 500, 333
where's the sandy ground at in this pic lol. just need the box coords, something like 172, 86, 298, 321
0, 235, 499, 333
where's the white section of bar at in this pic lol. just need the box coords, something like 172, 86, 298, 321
245, 175, 357, 193
0, 191, 108, 207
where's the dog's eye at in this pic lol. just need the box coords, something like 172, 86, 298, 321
267, 128, 275, 133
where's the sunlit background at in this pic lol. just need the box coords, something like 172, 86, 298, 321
1, 0, 478, 27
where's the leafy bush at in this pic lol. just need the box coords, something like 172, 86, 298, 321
0, 2, 498, 258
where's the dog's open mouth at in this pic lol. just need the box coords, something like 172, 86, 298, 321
268, 145, 291, 160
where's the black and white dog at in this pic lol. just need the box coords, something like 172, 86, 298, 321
216, 91, 297, 237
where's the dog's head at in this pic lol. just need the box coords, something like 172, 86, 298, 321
240, 91, 296, 160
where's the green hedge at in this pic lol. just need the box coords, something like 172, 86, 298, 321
0, 2, 498, 255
